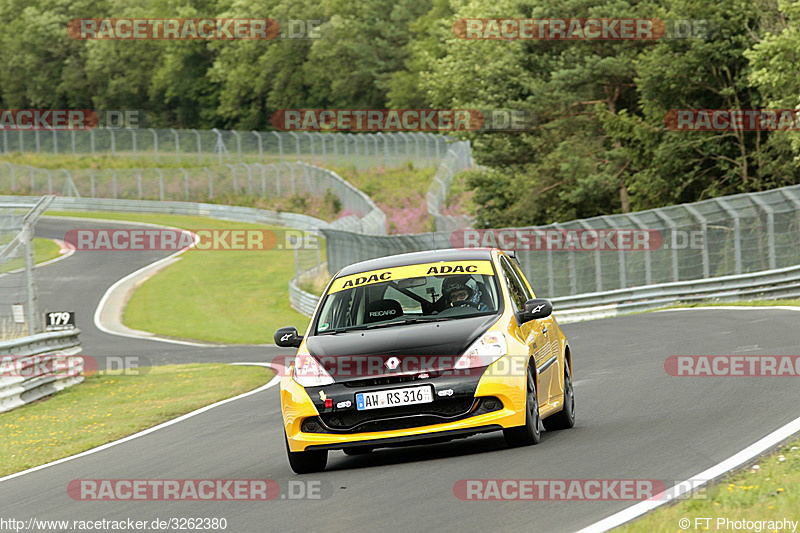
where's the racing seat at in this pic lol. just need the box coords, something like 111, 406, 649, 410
364, 299, 403, 323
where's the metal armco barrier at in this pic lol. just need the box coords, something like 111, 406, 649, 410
0, 329, 83, 412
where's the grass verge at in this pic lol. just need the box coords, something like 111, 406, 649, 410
0, 363, 273, 477
655, 299, 800, 311
619, 438, 800, 532
48, 211, 314, 343
0, 237, 63, 274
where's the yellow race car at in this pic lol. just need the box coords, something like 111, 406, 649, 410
274, 248, 575, 473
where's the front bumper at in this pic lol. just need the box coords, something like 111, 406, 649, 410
281, 359, 528, 452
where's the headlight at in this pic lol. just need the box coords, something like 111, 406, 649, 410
292, 354, 335, 387
454, 332, 508, 369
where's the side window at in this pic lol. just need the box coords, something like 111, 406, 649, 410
509, 258, 534, 300
500, 257, 527, 312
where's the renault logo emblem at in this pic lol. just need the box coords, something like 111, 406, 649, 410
385, 357, 400, 370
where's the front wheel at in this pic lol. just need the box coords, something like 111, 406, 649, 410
543, 362, 575, 431
503, 363, 542, 447
285, 432, 327, 474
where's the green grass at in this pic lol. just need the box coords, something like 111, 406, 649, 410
49, 211, 315, 343
655, 299, 800, 311
0, 363, 273, 477
0, 237, 63, 274
619, 438, 800, 532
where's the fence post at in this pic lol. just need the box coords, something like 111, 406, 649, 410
226, 164, 238, 192
19, 130, 24, 153
231, 130, 242, 162
52, 130, 58, 154
316, 133, 326, 165
170, 128, 180, 161
653, 210, 679, 282
252, 131, 263, 161
303, 132, 314, 163
601, 215, 626, 289
2, 130, 7, 153
70, 130, 76, 155
35, 130, 40, 153
750, 194, 776, 270
288, 132, 300, 160
130, 128, 137, 158
272, 132, 284, 163
624, 213, 652, 285
684, 204, 710, 278
552, 222, 577, 294
192, 128, 202, 164
150, 128, 159, 161
714, 198, 743, 275
90, 128, 95, 154
578, 219, 602, 292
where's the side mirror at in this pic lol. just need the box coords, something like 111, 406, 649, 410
519, 298, 553, 323
274, 326, 303, 348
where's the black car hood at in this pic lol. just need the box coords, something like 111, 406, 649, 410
305, 315, 499, 378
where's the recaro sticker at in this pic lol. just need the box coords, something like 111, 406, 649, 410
328, 261, 494, 293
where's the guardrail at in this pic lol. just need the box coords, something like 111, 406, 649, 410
286, 258, 800, 321
552, 262, 800, 323
0, 329, 83, 412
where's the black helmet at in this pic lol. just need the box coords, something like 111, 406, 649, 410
442, 276, 474, 303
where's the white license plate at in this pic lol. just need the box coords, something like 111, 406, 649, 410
356, 385, 433, 411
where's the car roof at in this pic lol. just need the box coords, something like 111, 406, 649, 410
335, 248, 496, 276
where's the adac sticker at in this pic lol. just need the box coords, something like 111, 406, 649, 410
328, 261, 494, 293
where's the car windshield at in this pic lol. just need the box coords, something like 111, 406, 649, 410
314, 260, 501, 334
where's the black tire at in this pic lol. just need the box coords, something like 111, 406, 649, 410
503, 362, 542, 447
543, 362, 575, 431
343, 446, 374, 456
285, 432, 327, 474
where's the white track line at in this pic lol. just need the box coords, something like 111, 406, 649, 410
577, 413, 800, 532
0, 372, 279, 484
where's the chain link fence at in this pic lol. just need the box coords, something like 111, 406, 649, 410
0, 162, 386, 236
323, 184, 800, 298
0, 196, 53, 340
0, 129, 449, 170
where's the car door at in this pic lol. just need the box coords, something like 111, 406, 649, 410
498, 256, 553, 408
504, 255, 559, 405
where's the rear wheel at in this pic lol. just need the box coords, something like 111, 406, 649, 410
543, 362, 575, 431
285, 432, 327, 474
503, 363, 541, 447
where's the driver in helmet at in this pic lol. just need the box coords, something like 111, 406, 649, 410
441, 276, 488, 311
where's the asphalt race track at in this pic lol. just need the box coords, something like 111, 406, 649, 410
2, 216, 799, 532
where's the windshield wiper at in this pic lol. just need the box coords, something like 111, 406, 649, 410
318, 316, 455, 334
